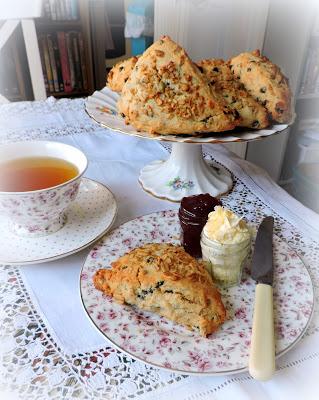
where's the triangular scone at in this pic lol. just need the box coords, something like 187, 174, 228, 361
197, 59, 269, 129
107, 56, 139, 92
118, 36, 238, 134
229, 50, 292, 123
93, 243, 226, 337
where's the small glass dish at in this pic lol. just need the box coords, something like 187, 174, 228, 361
200, 232, 251, 288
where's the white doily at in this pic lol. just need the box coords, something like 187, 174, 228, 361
0, 98, 319, 399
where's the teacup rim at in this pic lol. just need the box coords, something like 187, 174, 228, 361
0, 140, 88, 195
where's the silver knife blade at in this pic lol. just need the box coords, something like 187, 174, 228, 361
251, 216, 274, 285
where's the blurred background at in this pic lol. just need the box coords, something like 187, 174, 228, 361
0, 0, 318, 213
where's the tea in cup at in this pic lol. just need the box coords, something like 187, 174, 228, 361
0, 141, 88, 237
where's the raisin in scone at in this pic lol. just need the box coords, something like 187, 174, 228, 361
229, 50, 292, 123
93, 243, 226, 337
118, 36, 238, 134
107, 56, 140, 92
197, 59, 269, 129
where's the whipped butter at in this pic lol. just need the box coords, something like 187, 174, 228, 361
203, 206, 250, 244
200, 207, 251, 287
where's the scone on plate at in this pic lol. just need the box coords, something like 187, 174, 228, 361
107, 56, 140, 92
93, 243, 226, 337
117, 35, 239, 134
197, 59, 270, 129
229, 50, 292, 123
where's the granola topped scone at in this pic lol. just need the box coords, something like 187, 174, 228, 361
93, 243, 226, 337
117, 35, 238, 135
229, 50, 292, 123
197, 59, 270, 129
106, 56, 140, 92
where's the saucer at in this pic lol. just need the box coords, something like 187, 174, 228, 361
0, 178, 117, 265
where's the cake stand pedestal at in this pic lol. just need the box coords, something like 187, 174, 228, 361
139, 142, 232, 202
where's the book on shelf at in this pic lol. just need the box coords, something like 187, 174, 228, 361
71, 31, 83, 90
39, 34, 54, 93
38, 29, 88, 95
65, 32, 76, 91
52, 34, 65, 92
47, 33, 60, 92
57, 31, 72, 92
38, 35, 49, 92
43, 0, 79, 21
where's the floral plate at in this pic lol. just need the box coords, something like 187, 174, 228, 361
80, 210, 314, 375
85, 87, 292, 144
0, 178, 117, 265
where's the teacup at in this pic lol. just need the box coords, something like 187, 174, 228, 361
0, 141, 88, 237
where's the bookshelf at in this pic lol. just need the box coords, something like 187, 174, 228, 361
0, 23, 34, 102
34, 0, 94, 98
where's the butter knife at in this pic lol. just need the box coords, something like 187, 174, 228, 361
248, 216, 275, 381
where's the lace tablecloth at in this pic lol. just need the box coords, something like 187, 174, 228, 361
0, 97, 319, 400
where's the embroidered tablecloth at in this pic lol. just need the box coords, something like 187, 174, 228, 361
0, 97, 318, 400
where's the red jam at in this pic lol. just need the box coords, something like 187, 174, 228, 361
179, 194, 222, 258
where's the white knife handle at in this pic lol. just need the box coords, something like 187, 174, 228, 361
249, 283, 275, 381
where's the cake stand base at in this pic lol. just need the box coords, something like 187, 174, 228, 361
139, 143, 233, 202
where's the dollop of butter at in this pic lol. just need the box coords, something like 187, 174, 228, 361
203, 206, 250, 244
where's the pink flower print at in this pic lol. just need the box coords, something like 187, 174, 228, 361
216, 361, 231, 368
301, 303, 312, 318
121, 323, 129, 332
157, 329, 170, 337
91, 251, 99, 259
235, 307, 246, 320
27, 225, 40, 233
159, 337, 171, 348
64, 184, 79, 199
108, 310, 117, 319
81, 273, 88, 280
97, 312, 105, 320
38, 194, 47, 204
122, 238, 132, 247
128, 344, 137, 352
150, 230, 158, 240
293, 279, 306, 291
100, 323, 109, 332
188, 351, 211, 371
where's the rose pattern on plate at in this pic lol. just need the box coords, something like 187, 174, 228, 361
0, 180, 81, 237
80, 210, 314, 375
167, 177, 195, 190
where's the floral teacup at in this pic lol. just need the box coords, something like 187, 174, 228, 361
0, 141, 88, 237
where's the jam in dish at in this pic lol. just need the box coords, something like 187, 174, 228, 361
179, 193, 221, 258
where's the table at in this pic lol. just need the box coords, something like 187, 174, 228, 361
0, 97, 319, 400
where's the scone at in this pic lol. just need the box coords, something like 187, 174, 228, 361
229, 50, 292, 123
107, 56, 139, 92
118, 35, 238, 134
93, 243, 226, 337
197, 59, 269, 129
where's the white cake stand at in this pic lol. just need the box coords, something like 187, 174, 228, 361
86, 87, 292, 202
